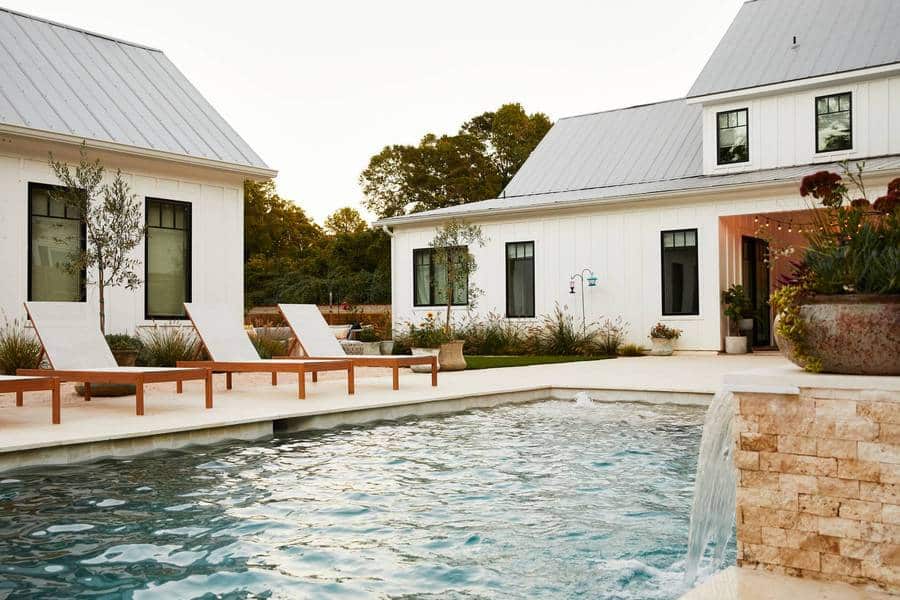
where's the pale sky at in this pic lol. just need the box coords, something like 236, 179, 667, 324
7, 0, 745, 224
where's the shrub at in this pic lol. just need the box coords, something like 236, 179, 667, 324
595, 316, 628, 356
617, 343, 647, 357
249, 329, 290, 359
355, 327, 381, 343
105, 333, 143, 352
138, 327, 204, 367
454, 312, 528, 355
529, 305, 598, 356
0, 316, 43, 375
650, 322, 682, 340
403, 313, 450, 348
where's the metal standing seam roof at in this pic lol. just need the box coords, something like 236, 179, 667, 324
0, 7, 273, 174
688, 0, 900, 98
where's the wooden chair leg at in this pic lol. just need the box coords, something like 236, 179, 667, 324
226, 372, 233, 390
15, 391, 23, 407
348, 365, 355, 395
205, 371, 213, 409
176, 381, 183, 394
312, 371, 318, 383
51, 379, 60, 425
392, 366, 399, 390
84, 382, 92, 402
136, 379, 145, 416
431, 359, 438, 387
298, 366, 306, 399
271, 371, 277, 386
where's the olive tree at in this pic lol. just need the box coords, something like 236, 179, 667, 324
49, 146, 145, 333
429, 220, 487, 332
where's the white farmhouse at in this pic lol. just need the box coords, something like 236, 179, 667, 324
378, 0, 900, 351
0, 8, 275, 333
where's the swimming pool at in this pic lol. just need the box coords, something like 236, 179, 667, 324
0, 400, 731, 599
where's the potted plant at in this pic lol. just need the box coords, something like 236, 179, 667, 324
379, 338, 395, 356
406, 313, 449, 373
649, 322, 682, 356
721, 284, 753, 354
429, 220, 487, 371
771, 167, 899, 375
105, 333, 142, 366
355, 327, 382, 355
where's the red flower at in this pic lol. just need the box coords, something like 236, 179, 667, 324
800, 171, 846, 207
873, 191, 900, 215
888, 178, 900, 195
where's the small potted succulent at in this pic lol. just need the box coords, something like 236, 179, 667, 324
355, 327, 382, 355
721, 284, 753, 354
105, 333, 142, 366
649, 322, 682, 356
406, 313, 449, 372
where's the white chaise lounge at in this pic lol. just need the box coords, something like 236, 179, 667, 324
19, 302, 212, 416
0, 374, 60, 424
178, 303, 354, 399
278, 304, 438, 390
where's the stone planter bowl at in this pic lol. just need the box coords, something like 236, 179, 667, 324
649, 337, 675, 356
379, 340, 395, 355
359, 341, 381, 355
774, 294, 900, 376
724, 335, 748, 354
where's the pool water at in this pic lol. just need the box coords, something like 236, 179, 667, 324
0, 400, 732, 599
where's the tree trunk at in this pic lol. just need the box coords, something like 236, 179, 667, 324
98, 266, 105, 334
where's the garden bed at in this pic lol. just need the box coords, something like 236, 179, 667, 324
464, 355, 612, 370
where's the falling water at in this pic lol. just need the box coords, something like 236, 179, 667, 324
683, 389, 737, 585
573, 391, 594, 406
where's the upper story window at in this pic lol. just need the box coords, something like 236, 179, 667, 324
716, 108, 748, 165
816, 92, 852, 153
661, 229, 699, 316
28, 183, 86, 302
146, 198, 192, 319
506, 241, 535, 318
413, 247, 468, 307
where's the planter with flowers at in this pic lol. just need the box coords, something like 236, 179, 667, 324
649, 323, 682, 356
355, 327, 382, 355
771, 167, 899, 375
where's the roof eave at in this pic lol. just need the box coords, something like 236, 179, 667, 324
0, 123, 278, 179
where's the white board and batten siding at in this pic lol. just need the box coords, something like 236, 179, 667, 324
390, 190, 813, 352
0, 143, 246, 334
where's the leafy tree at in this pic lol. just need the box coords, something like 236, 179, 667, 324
429, 220, 487, 331
324, 207, 368, 235
360, 103, 551, 219
49, 146, 144, 333
244, 179, 322, 261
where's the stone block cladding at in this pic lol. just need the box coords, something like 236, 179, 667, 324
735, 386, 900, 593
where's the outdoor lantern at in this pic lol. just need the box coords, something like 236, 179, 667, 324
587, 273, 598, 287
569, 279, 576, 294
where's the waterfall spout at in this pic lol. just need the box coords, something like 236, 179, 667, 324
684, 389, 737, 585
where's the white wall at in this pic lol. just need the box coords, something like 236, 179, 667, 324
390, 188, 826, 351
0, 137, 246, 334
702, 74, 900, 175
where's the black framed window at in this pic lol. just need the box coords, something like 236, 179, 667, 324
816, 92, 852, 152
28, 182, 86, 302
717, 108, 749, 164
661, 229, 699, 316
145, 198, 191, 319
413, 247, 468, 306
506, 241, 535, 318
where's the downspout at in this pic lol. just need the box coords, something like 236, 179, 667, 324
380, 225, 394, 237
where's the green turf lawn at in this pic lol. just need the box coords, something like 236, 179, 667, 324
464, 355, 612, 370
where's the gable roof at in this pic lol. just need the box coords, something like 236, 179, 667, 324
501, 98, 702, 199
0, 7, 273, 176
688, 0, 900, 98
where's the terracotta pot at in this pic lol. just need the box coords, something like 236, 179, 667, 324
774, 294, 900, 375
411, 348, 441, 373
111, 349, 139, 366
724, 335, 748, 354
649, 337, 675, 356
438, 340, 467, 371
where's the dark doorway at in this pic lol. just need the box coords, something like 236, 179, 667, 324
742, 236, 771, 347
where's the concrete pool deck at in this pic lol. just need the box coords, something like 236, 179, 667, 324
0, 353, 789, 472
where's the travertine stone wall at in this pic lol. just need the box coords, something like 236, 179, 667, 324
735, 386, 899, 592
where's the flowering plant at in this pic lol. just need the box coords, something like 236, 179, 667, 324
404, 313, 450, 348
649, 323, 682, 340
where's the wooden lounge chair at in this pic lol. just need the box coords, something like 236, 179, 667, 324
178, 303, 354, 399
278, 304, 438, 390
18, 302, 212, 416
0, 375, 61, 424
